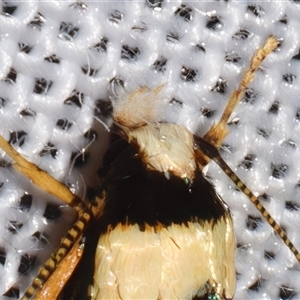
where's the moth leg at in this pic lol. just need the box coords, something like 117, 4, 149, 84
203, 36, 278, 150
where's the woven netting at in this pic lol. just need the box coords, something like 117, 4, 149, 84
0, 1, 300, 299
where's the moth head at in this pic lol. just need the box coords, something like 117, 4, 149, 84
110, 82, 196, 182
111, 83, 166, 128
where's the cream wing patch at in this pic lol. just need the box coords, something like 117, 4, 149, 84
93, 223, 162, 299
92, 216, 235, 300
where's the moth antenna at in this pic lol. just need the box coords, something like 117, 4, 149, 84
0, 135, 75, 205
35, 237, 86, 299
194, 136, 300, 263
204, 35, 279, 149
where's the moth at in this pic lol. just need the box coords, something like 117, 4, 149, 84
0, 36, 299, 300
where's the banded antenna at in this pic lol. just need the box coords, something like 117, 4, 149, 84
194, 135, 300, 263
194, 35, 300, 263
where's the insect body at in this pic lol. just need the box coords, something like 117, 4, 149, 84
0, 35, 298, 299
90, 123, 236, 299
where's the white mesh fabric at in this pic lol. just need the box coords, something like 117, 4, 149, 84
0, 1, 300, 299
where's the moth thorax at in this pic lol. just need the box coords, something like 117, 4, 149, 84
127, 123, 196, 181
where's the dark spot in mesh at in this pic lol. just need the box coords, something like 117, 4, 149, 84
180, 66, 197, 82
0, 159, 11, 168
81, 66, 98, 77
292, 49, 300, 60
44, 54, 60, 64
91, 37, 108, 52
232, 29, 251, 40
18, 43, 33, 54
246, 215, 263, 230
247, 5, 265, 17
43, 204, 62, 220
268, 101, 280, 114
39, 142, 58, 159
225, 51, 241, 63
264, 250, 275, 260
211, 77, 227, 94
257, 128, 270, 139
0, 97, 8, 108
146, 0, 163, 10
201, 107, 215, 118
33, 78, 53, 94
94, 100, 113, 119
64, 91, 84, 108
109, 77, 124, 89
109, 10, 123, 24
258, 193, 271, 203
6, 221, 23, 234
9, 131, 27, 147
28, 13, 46, 30
206, 15, 223, 30
174, 4, 193, 22
285, 201, 300, 211
58, 22, 79, 41
18, 194, 32, 212
2, 2, 17, 16
273, 38, 282, 53
279, 286, 297, 300
271, 163, 288, 179
18, 254, 37, 276
20, 108, 36, 117
69, 2, 88, 10
3, 286, 19, 298
194, 44, 206, 52
153, 57, 167, 72
285, 139, 297, 148
242, 88, 257, 104
56, 118, 73, 131
132, 22, 148, 32
295, 109, 300, 122
239, 154, 256, 170
121, 45, 140, 60
31, 231, 49, 248
170, 98, 183, 107
166, 32, 179, 43
248, 278, 264, 291
237, 243, 251, 250
283, 74, 296, 84
227, 117, 240, 125
279, 15, 287, 24
3, 68, 17, 84
0, 248, 6, 265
